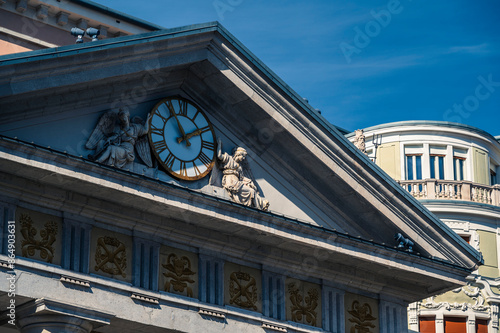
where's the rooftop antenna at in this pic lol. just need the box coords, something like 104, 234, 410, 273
372, 133, 382, 162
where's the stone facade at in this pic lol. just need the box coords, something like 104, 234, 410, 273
0, 2, 483, 333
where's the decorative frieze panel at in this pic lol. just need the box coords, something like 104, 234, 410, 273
15, 207, 62, 265
285, 278, 322, 328
421, 283, 490, 313
344, 293, 379, 333
159, 245, 198, 298
224, 263, 262, 312
90, 227, 132, 283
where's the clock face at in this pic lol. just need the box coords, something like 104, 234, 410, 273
148, 97, 216, 181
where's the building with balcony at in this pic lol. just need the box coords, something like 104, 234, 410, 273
347, 121, 500, 333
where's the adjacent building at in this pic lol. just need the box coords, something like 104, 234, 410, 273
0, 0, 162, 55
347, 121, 500, 333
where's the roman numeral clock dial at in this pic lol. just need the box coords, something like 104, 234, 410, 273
148, 97, 216, 181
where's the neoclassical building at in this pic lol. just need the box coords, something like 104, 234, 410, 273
0, 0, 161, 55
0, 1, 484, 332
347, 121, 500, 333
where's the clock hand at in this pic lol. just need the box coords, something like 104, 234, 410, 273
169, 108, 190, 146
177, 128, 203, 144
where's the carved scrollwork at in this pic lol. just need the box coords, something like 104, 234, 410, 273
462, 284, 481, 297
347, 300, 377, 333
94, 236, 127, 278
421, 284, 490, 313
162, 254, 196, 297
287, 283, 319, 326
19, 214, 58, 263
229, 271, 258, 310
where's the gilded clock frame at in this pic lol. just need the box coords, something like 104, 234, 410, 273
148, 96, 217, 181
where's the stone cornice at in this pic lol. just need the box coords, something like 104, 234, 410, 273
346, 121, 500, 156
421, 199, 500, 219
0, 137, 477, 301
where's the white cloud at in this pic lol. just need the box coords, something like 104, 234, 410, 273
446, 43, 491, 55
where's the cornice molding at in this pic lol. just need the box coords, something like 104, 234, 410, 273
0, 137, 477, 301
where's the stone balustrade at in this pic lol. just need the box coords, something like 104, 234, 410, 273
397, 179, 500, 206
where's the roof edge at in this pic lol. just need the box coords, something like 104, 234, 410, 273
345, 120, 499, 143
68, 0, 165, 31
0, 22, 221, 64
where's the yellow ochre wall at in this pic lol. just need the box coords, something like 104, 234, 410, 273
376, 142, 401, 180
473, 148, 489, 185
477, 230, 498, 278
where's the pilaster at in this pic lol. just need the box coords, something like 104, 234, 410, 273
467, 316, 475, 333
322, 285, 345, 333
61, 219, 91, 273
133, 236, 160, 290
0, 203, 15, 254
380, 300, 406, 333
435, 313, 444, 333
407, 302, 419, 332
262, 270, 286, 321
199, 254, 224, 305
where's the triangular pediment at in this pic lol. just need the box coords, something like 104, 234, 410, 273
0, 23, 481, 299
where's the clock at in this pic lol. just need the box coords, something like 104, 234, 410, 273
148, 97, 216, 181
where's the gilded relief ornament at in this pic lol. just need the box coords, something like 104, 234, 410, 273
209, 138, 269, 211
19, 214, 58, 263
162, 254, 196, 297
229, 271, 258, 310
288, 283, 319, 326
347, 300, 377, 333
86, 109, 153, 169
95, 236, 127, 278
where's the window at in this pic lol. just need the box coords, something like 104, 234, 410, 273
491, 169, 497, 185
406, 155, 422, 180
459, 235, 470, 243
444, 317, 466, 333
419, 316, 436, 333
476, 319, 488, 333
454, 148, 467, 181
430, 155, 445, 179
454, 157, 465, 181
405, 145, 423, 192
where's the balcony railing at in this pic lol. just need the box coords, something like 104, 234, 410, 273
397, 179, 500, 206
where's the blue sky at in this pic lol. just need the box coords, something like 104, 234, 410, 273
102, 0, 500, 136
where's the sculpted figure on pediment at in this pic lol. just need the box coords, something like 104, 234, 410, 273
210, 138, 269, 211
86, 109, 153, 169
353, 129, 366, 154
